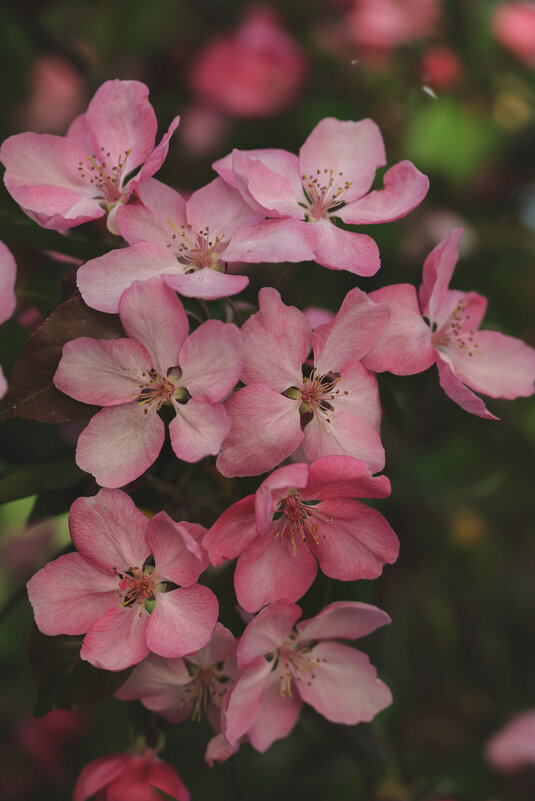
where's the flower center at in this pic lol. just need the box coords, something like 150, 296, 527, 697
274, 490, 333, 556
166, 221, 228, 272
301, 168, 353, 222
115, 566, 155, 612
431, 301, 481, 357
299, 368, 346, 425
77, 147, 132, 203
180, 665, 231, 722
136, 368, 185, 413
276, 638, 325, 699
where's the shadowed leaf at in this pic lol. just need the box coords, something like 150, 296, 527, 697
0, 457, 84, 503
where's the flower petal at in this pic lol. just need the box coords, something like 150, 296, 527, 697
255, 463, 310, 534
0, 241, 17, 324
436, 355, 498, 420
311, 219, 381, 276
303, 409, 385, 473
81, 606, 150, 670
223, 658, 273, 745
419, 228, 464, 322
146, 512, 202, 586
146, 585, 218, 658
204, 495, 258, 564
247, 670, 302, 752
73, 755, 130, 801
237, 599, 302, 668
302, 455, 391, 501
116, 178, 187, 246
339, 160, 429, 225
224, 218, 315, 263
169, 399, 231, 462
231, 148, 302, 217
297, 601, 391, 642
162, 269, 249, 300
178, 320, 244, 402
186, 177, 263, 236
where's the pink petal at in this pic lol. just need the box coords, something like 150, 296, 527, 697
326, 361, 383, 429
312, 287, 391, 373
169, 399, 231, 462
77, 242, 186, 314
1, 131, 87, 197
130, 114, 181, 191
299, 118, 386, 203
234, 533, 318, 613
7, 183, 102, 234
115, 652, 191, 708
297, 601, 391, 642
205, 734, 239, 765
432, 289, 487, 337
0, 240, 17, 324
116, 178, 187, 246
73, 755, 130, 801
224, 218, 315, 263
203, 495, 258, 564
339, 160, 429, 225
255, 463, 309, 534
85, 80, 157, 172
363, 284, 435, 374
302, 455, 391, 501
216, 385, 303, 478
107, 754, 190, 801
309, 498, 399, 580
179, 521, 210, 571
311, 219, 381, 276
486, 710, 535, 773
237, 600, 301, 668
119, 278, 189, 375
247, 670, 302, 752
241, 287, 310, 391
76, 403, 165, 488
146, 512, 202, 586
442, 329, 535, 400
213, 148, 302, 196
146, 585, 218, 658
297, 641, 392, 724
223, 658, 273, 745
27, 552, 118, 636
186, 177, 263, 237
436, 356, 498, 420
193, 623, 237, 669
231, 149, 302, 217
302, 410, 385, 473
178, 320, 243, 402
54, 337, 151, 406
162, 269, 249, 300
81, 606, 150, 670
69, 489, 151, 574
419, 228, 464, 321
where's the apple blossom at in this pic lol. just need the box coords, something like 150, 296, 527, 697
0, 240, 17, 398
486, 710, 535, 772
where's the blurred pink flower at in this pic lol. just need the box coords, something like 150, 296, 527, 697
16, 56, 86, 134
492, 2, 535, 67
421, 46, 462, 90
179, 104, 230, 157
0, 240, 17, 398
190, 5, 308, 118
349, 0, 441, 51
486, 709, 535, 772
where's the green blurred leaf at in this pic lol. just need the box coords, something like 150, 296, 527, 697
0, 457, 83, 503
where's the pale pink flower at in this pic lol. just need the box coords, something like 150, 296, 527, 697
0, 79, 179, 234
73, 748, 189, 801
27, 488, 218, 671
16, 55, 86, 134
77, 177, 314, 312
0, 240, 17, 398
486, 710, 535, 772
217, 286, 389, 477
205, 456, 398, 612
54, 278, 243, 487
363, 229, 535, 419
213, 117, 428, 275
492, 2, 535, 67
349, 0, 441, 51
223, 599, 392, 751
190, 5, 308, 118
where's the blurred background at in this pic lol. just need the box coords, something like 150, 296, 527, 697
0, 0, 535, 799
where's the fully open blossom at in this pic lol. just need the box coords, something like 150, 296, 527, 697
363, 229, 535, 418
223, 600, 392, 751
0, 240, 17, 398
205, 456, 399, 612
486, 710, 535, 772
492, 2, 535, 67
54, 278, 243, 487
0, 79, 179, 234
217, 286, 389, 477
190, 5, 308, 118
73, 748, 189, 801
77, 177, 314, 312
213, 116, 429, 274
27, 488, 218, 671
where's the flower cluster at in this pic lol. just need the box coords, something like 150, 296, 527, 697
2, 79, 534, 795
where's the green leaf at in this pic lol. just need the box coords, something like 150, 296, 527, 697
152, 789, 181, 801
0, 294, 123, 423
27, 623, 132, 716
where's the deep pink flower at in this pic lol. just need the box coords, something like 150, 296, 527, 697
217, 286, 389, 477
486, 710, 535, 772
77, 177, 314, 312
363, 229, 535, 419
205, 456, 398, 612
54, 278, 243, 487
223, 600, 392, 751
348, 0, 441, 51
27, 488, 218, 671
73, 748, 189, 801
190, 5, 308, 118
492, 2, 535, 67
213, 116, 429, 275
421, 46, 462, 90
0, 79, 179, 234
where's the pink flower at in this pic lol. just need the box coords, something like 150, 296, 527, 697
77, 177, 314, 312
0, 79, 179, 235
54, 278, 243, 487
190, 5, 308, 118
205, 456, 399, 612
73, 748, 189, 801
116, 623, 238, 731
223, 599, 392, 751
15, 55, 86, 134
216, 286, 389, 477
27, 488, 218, 671
421, 46, 462, 90
348, 0, 441, 51
486, 710, 535, 772
0, 240, 17, 398
213, 117, 429, 275
363, 229, 535, 419
492, 2, 535, 67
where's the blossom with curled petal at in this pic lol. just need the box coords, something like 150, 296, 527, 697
363, 228, 535, 419
223, 600, 392, 752
54, 278, 244, 488
0, 79, 179, 234
27, 488, 218, 672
